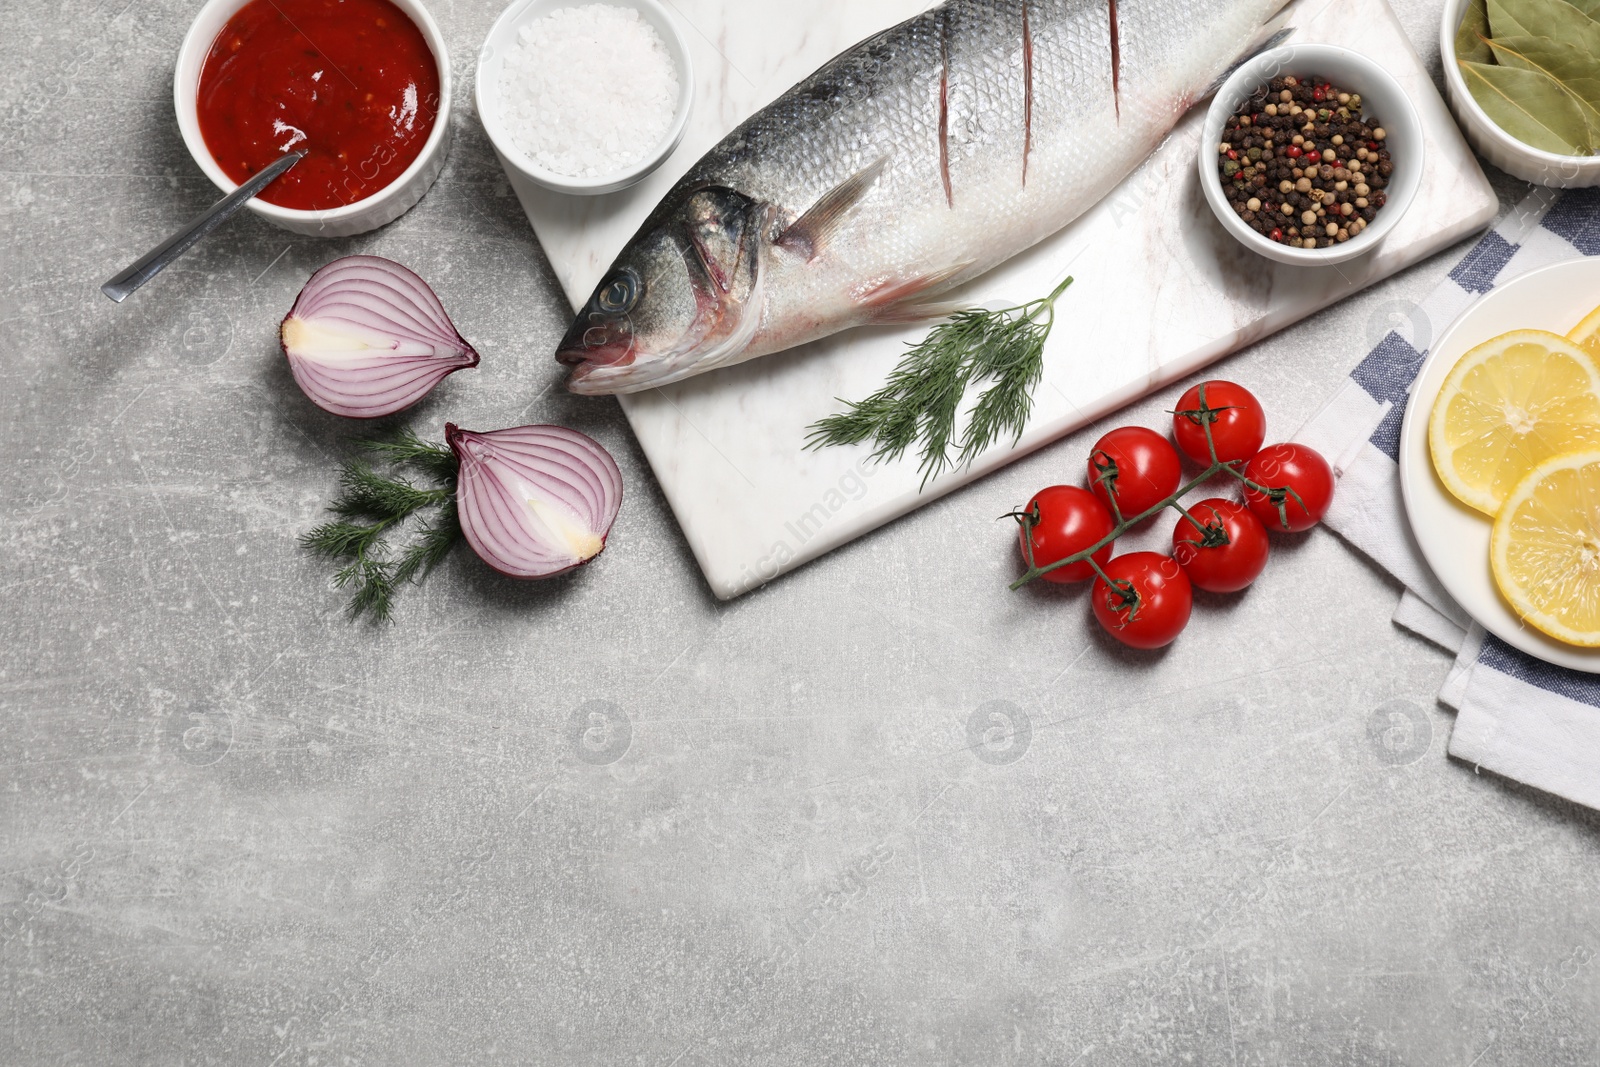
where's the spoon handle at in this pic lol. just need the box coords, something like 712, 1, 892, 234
100, 151, 305, 303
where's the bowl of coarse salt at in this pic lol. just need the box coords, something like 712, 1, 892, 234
477, 0, 693, 196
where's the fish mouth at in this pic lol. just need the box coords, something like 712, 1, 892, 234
557, 342, 632, 368
564, 356, 682, 396
562, 278, 768, 396
556, 319, 635, 365
557, 332, 636, 395
557, 313, 685, 394
564, 359, 607, 395
562, 336, 679, 394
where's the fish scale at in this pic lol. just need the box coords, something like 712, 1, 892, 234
560, 0, 1289, 395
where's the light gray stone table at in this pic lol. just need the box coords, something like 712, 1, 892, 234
4, 1, 1598, 1063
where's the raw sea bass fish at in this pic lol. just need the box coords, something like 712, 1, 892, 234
558, 0, 1289, 395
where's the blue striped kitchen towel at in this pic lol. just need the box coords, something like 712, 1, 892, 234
1296, 187, 1600, 810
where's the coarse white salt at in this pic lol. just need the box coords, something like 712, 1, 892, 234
498, 4, 680, 179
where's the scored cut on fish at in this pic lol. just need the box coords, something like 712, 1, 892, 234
557, 0, 1293, 395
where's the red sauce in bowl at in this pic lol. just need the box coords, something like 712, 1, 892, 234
197, 0, 440, 211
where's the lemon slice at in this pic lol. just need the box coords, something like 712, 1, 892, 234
1491, 449, 1600, 646
1428, 329, 1600, 515
1570, 301, 1600, 364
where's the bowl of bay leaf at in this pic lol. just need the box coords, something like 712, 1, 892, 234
1443, 0, 1600, 187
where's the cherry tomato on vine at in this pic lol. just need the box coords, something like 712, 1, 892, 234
1172, 380, 1267, 465
1171, 498, 1270, 593
1242, 443, 1335, 532
1091, 552, 1193, 649
1088, 427, 1182, 519
1016, 485, 1115, 583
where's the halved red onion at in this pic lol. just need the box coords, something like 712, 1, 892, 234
446, 423, 623, 579
281, 255, 479, 418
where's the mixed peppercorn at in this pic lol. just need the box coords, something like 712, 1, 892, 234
1217, 75, 1393, 250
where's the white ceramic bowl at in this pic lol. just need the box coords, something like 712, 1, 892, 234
1198, 44, 1423, 267
174, 0, 453, 237
1440, 0, 1600, 188
476, 0, 693, 196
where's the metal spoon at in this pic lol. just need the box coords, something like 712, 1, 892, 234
100, 151, 305, 303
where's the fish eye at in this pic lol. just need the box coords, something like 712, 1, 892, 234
595, 270, 639, 314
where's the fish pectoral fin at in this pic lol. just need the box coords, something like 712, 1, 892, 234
775, 155, 889, 262
857, 262, 974, 325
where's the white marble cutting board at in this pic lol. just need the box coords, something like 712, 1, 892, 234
505, 0, 1496, 599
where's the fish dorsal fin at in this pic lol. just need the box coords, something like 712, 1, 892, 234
775, 155, 889, 262
1200, 20, 1297, 101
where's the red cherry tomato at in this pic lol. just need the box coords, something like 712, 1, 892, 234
1242, 443, 1335, 532
1171, 380, 1267, 466
1091, 552, 1193, 649
1016, 485, 1115, 583
1171, 498, 1270, 593
1088, 427, 1182, 520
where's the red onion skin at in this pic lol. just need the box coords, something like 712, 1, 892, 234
281, 256, 479, 420
446, 423, 623, 580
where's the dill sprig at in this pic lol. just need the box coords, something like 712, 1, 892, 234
354, 427, 460, 483
806, 276, 1073, 486
301, 427, 462, 622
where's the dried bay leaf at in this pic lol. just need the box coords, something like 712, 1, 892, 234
1459, 59, 1591, 154
1488, 0, 1600, 53
1486, 0, 1535, 35
1487, 35, 1600, 150
1474, 0, 1600, 155
1456, 0, 1493, 63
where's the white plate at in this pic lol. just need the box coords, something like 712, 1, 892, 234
1398, 257, 1600, 672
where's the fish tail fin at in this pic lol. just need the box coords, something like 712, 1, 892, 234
1199, 12, 1298, 101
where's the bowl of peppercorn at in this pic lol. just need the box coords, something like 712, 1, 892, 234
1199, 44, 1423, 266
